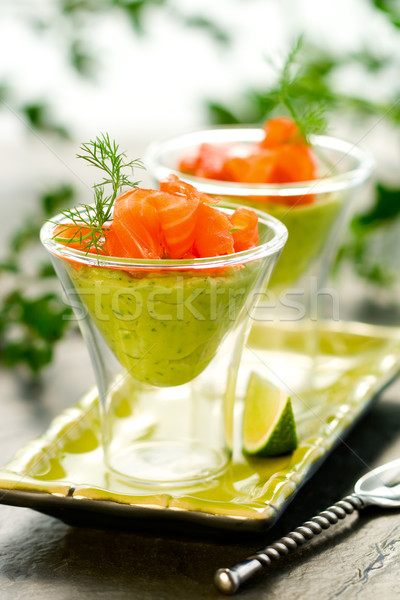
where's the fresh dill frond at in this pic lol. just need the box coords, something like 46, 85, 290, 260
52, 133, 143, 254
265, 37, 338, 173
299, 105, 328, 137
270, 36, 329, 142
278, 35, 304, 96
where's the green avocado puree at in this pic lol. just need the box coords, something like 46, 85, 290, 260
68, 264, 258, 387
222, 193, 343, 290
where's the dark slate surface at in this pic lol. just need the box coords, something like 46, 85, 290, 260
1, 340, 400, 600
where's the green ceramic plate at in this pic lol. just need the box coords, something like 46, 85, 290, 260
0, 321, 399, 533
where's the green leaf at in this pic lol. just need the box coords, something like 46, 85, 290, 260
1, 339, 53, 374
61, 0, 92, 14
352, 184, 400, 232
21, 103, 70, 139
24, 341, 54, 373
183, 16, 231, 46
69, 40, 97, 77
115, 0, 167, 34
7, 184, 74, 255
0, 82, 9, 103
372, 0, 400, 28
41, 184, 75, 216
0, 259, 18, 273
351, 49, 391, 72
206, 102, 241, 125
0, 291, 72, 375
335, 182, 400, 287
10, 220, 41, 253
37, 261, 58, 278
20, 293, 72, 342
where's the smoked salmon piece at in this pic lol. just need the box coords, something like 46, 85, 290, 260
269, 144, 316, 183
54, 175, 259, 260
177, 116, 318, 205
194, 203, 234, 258
230, 208, 259, 252
156, 175, 201, 258
113, 189, 165, 259
260, 117, 302, 148
224, 151, 276, 184
179, 143, 233, 180
102, 222, 132, 258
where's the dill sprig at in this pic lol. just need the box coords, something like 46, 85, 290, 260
268, 36, 329, 142
53, 133, 143, 254
267, 36, 336, 173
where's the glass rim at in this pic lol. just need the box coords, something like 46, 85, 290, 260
144, 127, 374, 197
40, 205, 288, 270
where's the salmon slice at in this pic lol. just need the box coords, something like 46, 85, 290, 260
176, 117, 318, 207
156, 175, 201, 258
159, 174, 200, 202
194, 203, 234, 257
113, 188, 165, 259
260, 117, 303, 148
230, 207, 259, 252
180, 143, 235, 180
102, 222, 131, 257
55, 175, 259, 261
272, 144, 316, 182
224, 150, 276, 184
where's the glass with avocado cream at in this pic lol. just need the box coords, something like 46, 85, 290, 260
41, 207, 287, 487
145, 129, 373, 392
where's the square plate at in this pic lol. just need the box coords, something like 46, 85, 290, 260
0, 321, 399, 532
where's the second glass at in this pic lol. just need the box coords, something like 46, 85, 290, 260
145, 128, 373, 393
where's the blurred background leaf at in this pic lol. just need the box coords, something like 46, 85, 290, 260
372, 0, 400, 28
0, 184, 75, 376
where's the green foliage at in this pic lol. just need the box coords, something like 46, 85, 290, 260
0, 292, 71, 374
0, 184, 76, 376
267, 37, 329, 141
9, 184, 75, 253
42, 185, 76, 216
206, 102, 241, 125
69, 40, 97, 78
334, 184, 400, 286
372, 0, 400, 28
182, 15, 231, 46
205, 39, 400, 128
111, 0, 168, 34
205, 39, 337, 134
0, 83, 8, 102
352, 184, 400, 232
21, 104, 70, 139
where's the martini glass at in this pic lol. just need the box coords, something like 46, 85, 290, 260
145, 128, 373, 394
41, 206, 287, 487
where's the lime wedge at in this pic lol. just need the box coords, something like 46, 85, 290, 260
243, 373, 298, 457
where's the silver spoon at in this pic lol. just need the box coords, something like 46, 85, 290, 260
214, 457, 400, 595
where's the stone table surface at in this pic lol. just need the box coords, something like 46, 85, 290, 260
0, 339, 400, 600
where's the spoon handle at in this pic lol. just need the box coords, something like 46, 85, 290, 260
214, 493, 364, 595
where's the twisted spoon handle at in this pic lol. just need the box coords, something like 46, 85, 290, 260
214, 494, 364, 595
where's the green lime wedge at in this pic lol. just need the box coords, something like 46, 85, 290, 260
243, 373, 298, 457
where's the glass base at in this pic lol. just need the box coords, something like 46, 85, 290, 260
106, 441, 229, 488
